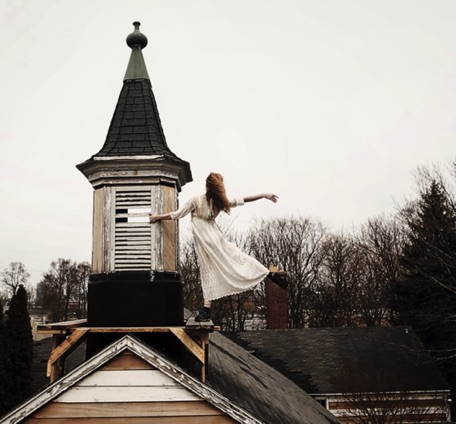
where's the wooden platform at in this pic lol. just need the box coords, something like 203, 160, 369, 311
37, 318, 218, 383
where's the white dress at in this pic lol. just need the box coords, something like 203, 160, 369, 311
170, 195, 269, 301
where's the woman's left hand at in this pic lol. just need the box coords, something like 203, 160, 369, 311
265, 194, 279, 203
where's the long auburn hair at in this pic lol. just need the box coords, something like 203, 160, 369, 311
205, 172, 231, 215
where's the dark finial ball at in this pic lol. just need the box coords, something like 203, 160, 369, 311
126, 21, 148, 49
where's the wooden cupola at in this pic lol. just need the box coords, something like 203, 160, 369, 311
77, 21, 191, 276
76, 22, 192, 346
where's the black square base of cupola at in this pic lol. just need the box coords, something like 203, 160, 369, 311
86, 271, 184, 358
87, 271, 184, 327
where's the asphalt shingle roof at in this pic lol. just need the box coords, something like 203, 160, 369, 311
207, 332, 339, 424
94, 79, 183, 161
225, 326, 450, 395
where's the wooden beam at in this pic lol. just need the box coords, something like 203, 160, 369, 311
47, 329, 89, 379
82, 327, 182, 333
37, 319, 87, 333
39, 321, 215, 384
185, 317, 215, 331
170, 328, 205, 364
48, 334, 65, 382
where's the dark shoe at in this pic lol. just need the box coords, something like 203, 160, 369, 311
195, 307, 212, 322
268, 272, 289, 290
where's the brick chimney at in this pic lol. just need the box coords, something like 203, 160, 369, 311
265, 267, 288, 329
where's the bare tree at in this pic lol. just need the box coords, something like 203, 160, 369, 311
73, 262, 90, 319
180, 238, 203, 314
355, 216, 404, 326
1, 262, 30, 297
308, 233, 361, 327
246, 216, 326, 328
35, 259, 90, 322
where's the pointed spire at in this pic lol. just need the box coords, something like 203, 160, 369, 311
76, 21, 192, 188
124, 21, 150, 81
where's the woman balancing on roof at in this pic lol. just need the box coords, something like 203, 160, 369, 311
149, 172, 288, 322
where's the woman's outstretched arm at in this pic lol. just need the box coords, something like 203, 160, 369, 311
243, 193, 278, 203
149, 196, 196, 223
149, 212, 173, 223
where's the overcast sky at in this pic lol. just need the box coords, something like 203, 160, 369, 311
1, 0, 456, 285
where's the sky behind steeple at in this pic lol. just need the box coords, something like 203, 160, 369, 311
1, 1, 456, 285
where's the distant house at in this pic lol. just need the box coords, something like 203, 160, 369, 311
226, 326, 452, 423
28, 308, 51, 341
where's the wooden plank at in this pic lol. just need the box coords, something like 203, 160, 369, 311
32, 401, 223, 418
35, 329, 67, 335
152, 184, 163, 271
55, 385, 201, 403
163, 184, 177, 271
25, 416, 237, 423
114, 255, 151, 260
92, 187, 104, 273
47, 329, 89, 372
100, 352, 155, 371
116, 185, 151, 192
76, 370, 177, 387
38, 323, 214, 335
115, 240, 151, 245
81, 327, 178, 333
115, 222, 152, 228
106, 186, 116, 272
170, 328, 205, 363
48, 335, 65, 381
186, 317, 215, 331
38, 319, 87, 332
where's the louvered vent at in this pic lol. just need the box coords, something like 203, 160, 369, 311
115, 187, 152, 271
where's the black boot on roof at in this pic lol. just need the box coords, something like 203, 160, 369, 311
195, 307, 212, 322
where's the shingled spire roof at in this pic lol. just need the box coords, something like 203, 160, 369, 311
77, 21, 192, 187
93, 22, 188, 166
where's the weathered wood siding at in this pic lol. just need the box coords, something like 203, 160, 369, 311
24, 352, 236, 423
162, 184, 177, 271
92, 187, 105, 273
91, 183, 179, 273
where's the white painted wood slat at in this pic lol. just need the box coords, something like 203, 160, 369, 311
55, 386, 201, 403
114, 186, 153, 271
77, 370, 176, 387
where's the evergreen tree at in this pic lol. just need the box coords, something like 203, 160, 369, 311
394, 180, 456, 352
6, 285, 33, 407
0, 301, 13, 415
393, 179, 456, 418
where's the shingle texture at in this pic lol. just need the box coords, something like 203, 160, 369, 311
225, 326, 450, 395
207, 332, 339, 424
94, 79, 183, 161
